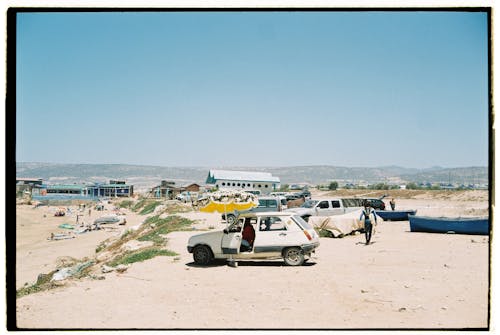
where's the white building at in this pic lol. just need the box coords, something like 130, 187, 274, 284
205, 170, 281, 194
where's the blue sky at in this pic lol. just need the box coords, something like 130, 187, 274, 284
16, 11, 489, 168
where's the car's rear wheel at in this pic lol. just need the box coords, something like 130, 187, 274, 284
193, 245, 213, 265
283, 247, 305, 266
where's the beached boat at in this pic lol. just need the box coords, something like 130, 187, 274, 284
375, 210, 417, 221
408, 215, 489, 235
94, 214, 125, 224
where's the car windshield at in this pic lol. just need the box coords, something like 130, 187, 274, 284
292, 215, 313, 230
301, 200, 318, 208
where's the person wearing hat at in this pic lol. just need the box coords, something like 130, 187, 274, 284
360, 201, 377, 245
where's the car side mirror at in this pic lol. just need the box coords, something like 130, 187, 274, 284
223, 228, 228, 234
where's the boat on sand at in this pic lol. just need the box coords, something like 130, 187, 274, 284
408, 215, 489, 235
375, 210, 417, 221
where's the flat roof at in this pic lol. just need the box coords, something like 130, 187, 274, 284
207, 170, 280, 183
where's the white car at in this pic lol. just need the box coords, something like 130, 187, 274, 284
176, 191, 196, 203
187, 212, 320, 266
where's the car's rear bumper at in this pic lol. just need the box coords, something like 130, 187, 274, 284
302, 241, 320, 254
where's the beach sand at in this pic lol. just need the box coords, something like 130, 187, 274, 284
14, 190, 490, 329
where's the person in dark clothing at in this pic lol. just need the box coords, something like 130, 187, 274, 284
390, 198, 396, 211
360, 201, 377, 245
241, 219, 255, 251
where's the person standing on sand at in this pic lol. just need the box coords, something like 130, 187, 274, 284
390, 198, 396, 211
360, 201, 377, 245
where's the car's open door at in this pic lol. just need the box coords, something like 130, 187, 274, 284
221, 220, 242, 254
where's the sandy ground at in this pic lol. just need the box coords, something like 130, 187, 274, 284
14, 191, 491, 329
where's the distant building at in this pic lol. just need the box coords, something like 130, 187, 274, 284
16, 178, 43, 186
46, 184, 88, 195
87, 182, 134, 197
16, 178, 43, 197
206, 169, 280, 194
31, 180, 134, 199
150, 181, 202, 199
150, 180, 181, 199
183, 183, 201, 192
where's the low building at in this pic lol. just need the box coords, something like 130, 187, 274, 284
205, 169, 280, 195
150, 180, 180, 199
87, 182, 134, 197
183, 183, 201, 192
46, 184, 88, 195
16, 178, 43, 197
16, 178, 43, 186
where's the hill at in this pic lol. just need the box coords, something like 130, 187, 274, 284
16, 162, 488, 192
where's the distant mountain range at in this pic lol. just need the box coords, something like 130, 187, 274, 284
16, 162, 489, 192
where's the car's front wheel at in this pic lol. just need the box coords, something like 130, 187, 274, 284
283, 247, 305, 266
193, 245, 213, 265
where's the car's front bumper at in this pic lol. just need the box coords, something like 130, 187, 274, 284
187, 246, 193, 253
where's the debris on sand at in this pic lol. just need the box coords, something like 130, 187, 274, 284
51, 261, 94, 281
48, 233, 75, 241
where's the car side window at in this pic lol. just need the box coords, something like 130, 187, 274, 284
331, 200, 341, 208
318, 201, 329, 209
259, 216, 286, 231
258, 199, 266, 208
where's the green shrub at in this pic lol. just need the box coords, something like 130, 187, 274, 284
328, 181, 338, 190
315, 228, 334, 238
118, 200, 133, 209
131, 198, 147, 212
139, 215, 193, 245
108, 248, 177, 266
95, 241, 106, 253
139, 201, 161, 215
17, 270, 58, 297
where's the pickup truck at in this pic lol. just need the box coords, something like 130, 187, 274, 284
284, 198, 361, 221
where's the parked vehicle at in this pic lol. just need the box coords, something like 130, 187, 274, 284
298, 190, 311, 198
222, 196, 285, 224
54, 209, 66, 217
245, 190, 262, 196
187, 212, 320, 266
274, 195, 288, 210
286, 193, 303, 201
270, 192, 288, 197
285, 198, 360, 221
176, 191, 199, 203
363, 198, 386, 210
